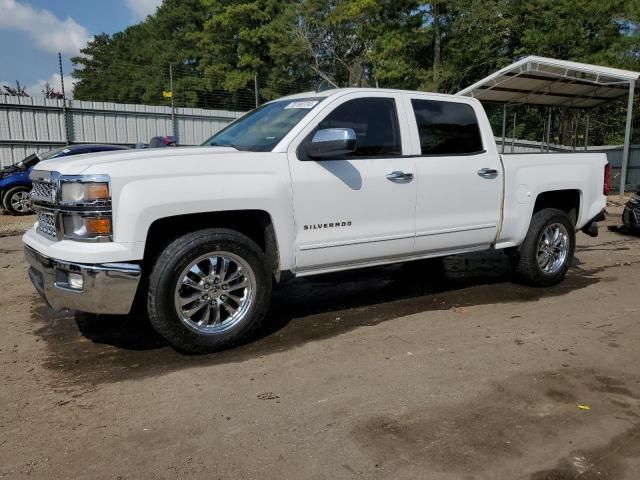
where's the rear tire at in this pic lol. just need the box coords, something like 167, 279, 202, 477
147, 228, 272, 353
3, 186, 33, 215
512, 208, 575, 286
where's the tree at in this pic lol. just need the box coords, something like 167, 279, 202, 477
435, 0, 518, 93
516, 0, 636, 68
67, 0, 639, 136
42, 82, 64, 99
193, 0, 305, 105
2, 81, 29, 97
72, 0, 208, 106
289, 0, 431, 90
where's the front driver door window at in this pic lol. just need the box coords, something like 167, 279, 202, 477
310, 97, 402, 158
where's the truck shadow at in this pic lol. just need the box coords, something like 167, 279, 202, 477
32, 250, 603, 385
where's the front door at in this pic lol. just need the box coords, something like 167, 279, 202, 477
287, 93, 417, 273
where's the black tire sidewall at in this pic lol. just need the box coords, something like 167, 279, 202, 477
4, 186, 32, 215
147, 229, 271, 353
516, 209, 575, 286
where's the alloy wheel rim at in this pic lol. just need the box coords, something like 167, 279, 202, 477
174, 251, 256, 335
536, 223, 569, 274
11, 191, 31, 213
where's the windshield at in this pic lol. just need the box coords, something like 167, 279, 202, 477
38, 145, 72, 161
202, 97, 324, 152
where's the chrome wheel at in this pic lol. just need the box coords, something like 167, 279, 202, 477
536, 223, 569, 274
174, 252, 256, 335
10, 190, 31, 213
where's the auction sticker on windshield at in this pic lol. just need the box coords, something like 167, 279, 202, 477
284, 101, 319, 109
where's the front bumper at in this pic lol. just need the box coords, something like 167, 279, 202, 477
25, 244, 141, 315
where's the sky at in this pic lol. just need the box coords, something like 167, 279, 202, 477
0, 0, 162, 96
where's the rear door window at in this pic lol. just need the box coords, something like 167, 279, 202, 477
411, 99, 483, 155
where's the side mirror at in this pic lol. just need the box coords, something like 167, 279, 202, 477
306, 128, 356, 160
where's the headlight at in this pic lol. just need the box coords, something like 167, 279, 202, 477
61, 213, 112, 241
57, 174, 112, 241
59, 176, 110, 206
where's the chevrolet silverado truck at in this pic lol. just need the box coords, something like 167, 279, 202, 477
24, 88, 608, 353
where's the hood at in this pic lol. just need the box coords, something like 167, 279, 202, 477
35, 146, 239, 175
0, 164, 22, 179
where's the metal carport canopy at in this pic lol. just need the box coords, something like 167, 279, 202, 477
456, 56, 639, 198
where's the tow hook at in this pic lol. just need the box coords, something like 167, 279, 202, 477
581, 210, 606, 238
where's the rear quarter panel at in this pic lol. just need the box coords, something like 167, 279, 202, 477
497, 153, 607, 248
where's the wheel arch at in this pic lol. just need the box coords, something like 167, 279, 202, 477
2, 182, 32, 192
143, 210, 282, 281
533, 189, 582, 227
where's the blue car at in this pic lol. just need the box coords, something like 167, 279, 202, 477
0, 144, 129, 215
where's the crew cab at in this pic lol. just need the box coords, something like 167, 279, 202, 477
23, 88, 608, 353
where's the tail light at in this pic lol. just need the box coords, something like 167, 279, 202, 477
603, 163, 611, 195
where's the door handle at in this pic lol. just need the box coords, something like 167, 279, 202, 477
386, 171, 414, 182
477, 168, 499, 178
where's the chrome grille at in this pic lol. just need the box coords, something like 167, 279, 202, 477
31, 180, 55, 204
36, 211, 57, 240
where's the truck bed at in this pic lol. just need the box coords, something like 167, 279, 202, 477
495, 152, 608, 249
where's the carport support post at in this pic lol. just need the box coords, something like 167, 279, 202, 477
541, 112, 546, 152
511, 111, 516, 153
584, 114, 590, 151
546, 109, 552, 152
501, 104, 507, 154
619, 80, 635, 201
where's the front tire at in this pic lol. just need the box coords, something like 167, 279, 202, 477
147, 228, 272, 353
3, 186, 33, 215
512, 208, 575, 286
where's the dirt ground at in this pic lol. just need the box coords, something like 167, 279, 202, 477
1, 209, 640, 479
0, 214, 36, 237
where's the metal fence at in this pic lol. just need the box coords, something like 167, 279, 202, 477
0, 96, 244, 167
595, 145, 640, 190
2, 95, 639, 190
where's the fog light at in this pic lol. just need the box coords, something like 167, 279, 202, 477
85, 217, 112, 235
67, 272, 84, 290
61, 214, 112, 240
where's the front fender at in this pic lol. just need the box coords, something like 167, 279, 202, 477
112, 173, 295, 271
0, 169, 32, 189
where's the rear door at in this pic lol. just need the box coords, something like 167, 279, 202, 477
405, 96, 502, 253
287, 92, 417, 272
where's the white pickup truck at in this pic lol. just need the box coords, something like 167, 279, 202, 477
24, 88, 608, 353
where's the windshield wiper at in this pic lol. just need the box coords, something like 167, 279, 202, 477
209, 142, 242, 150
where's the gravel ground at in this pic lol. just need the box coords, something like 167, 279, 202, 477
0, 214, 36, 237
1, 208, 639, 479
